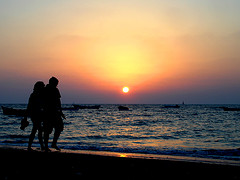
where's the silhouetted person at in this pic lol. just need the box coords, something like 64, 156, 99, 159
44, 77, 65, 152
24, 81, 45, 151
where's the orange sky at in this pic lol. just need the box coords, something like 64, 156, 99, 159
1, 1, 240, 103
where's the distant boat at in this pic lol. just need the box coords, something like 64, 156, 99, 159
118, 106, 129, 111
1, 106, 26, 116
163, 105, 180, 108
73, 104, 101, 110
221, 107, 240, 111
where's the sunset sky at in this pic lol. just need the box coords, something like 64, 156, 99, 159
1, 0, 240, 104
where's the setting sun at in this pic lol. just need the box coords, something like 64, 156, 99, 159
122, 87, 129, 93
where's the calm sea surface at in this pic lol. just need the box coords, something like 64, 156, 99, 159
0, 104, 240, 161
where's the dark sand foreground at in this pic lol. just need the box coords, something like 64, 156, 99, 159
1, 146, 240, 180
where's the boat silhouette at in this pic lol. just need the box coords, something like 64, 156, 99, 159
1, 106, 26, 116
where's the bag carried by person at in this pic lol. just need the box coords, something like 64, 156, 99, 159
20, 118, 29, 130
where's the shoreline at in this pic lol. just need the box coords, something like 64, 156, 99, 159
62, 148, 240, 166
1, 145, 239, 166
1, 146, 240, 179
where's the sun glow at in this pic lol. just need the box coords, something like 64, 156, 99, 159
122, 86, 129, 93
75, 38, 167, 87
119, 154, 127, 158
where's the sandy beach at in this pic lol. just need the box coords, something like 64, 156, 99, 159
1, 146, 239, 180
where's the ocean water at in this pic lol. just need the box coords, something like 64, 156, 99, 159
0, 104, 240, 161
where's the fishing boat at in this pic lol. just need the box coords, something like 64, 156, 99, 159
1, 106, 26, 116
73, 104, 101, 110
163, 105, 180, 108
118, 106, 129, 111
221, 107, 240, 111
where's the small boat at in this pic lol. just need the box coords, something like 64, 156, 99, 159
163, 105, 180, 108
221, 107, 240, 111
1, 106, 26, 116
73, 104, 101, 110
118, 106, 129, 111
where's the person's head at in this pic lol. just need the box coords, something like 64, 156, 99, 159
34, 81, 45, 92
49, 76, 59, 87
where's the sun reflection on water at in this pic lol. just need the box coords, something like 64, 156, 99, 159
119, 154, 127, 158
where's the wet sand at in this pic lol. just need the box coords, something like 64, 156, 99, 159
1, 146, 240, 180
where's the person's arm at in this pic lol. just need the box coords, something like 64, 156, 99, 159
24, 94, 32, 119
20, 95, 31, 130
56, 89, 66, 119
58, 98, 66, 119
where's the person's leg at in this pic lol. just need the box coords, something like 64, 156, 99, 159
44, 130, 51, 152
38, 128, 45, 150
51, 117, 63, 150
35, 120, 45, 151
43, 118, 53, 152
51, 129, 61, 150
28, 126, 37, 150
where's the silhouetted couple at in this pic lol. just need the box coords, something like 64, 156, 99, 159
23, 77, 65, 152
